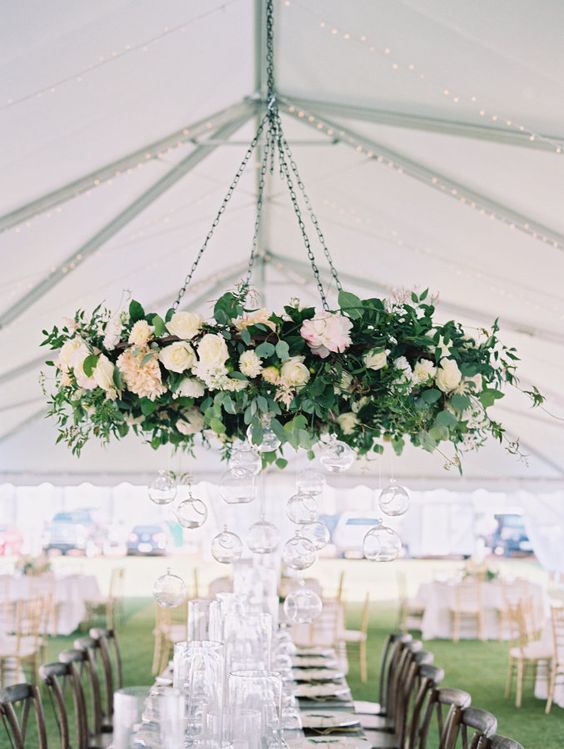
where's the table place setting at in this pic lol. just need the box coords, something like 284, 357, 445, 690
292, 668, 346, 682
291, 656, 339, 668
300, 711, 362, 731
286, 738, 371, 749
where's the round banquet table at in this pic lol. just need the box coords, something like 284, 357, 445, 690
416, 579, 547, 641
0, 573, 102, 635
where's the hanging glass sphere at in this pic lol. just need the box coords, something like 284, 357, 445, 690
229, 441, 262, 477
282, 534, 316, 570
362, 526, 402, 562
174, 497, 208, 529
211, 528, 243, 564
246, 423, 281, 453
299, 521, 331, 551
246, 519, 280, 554
148, 470, 177, 505
284, 588, 323, 624
287, 492, 319, 524
296, 468, 325, 496
219, 467, 256, 504
378, 480, 410, 517
319, 437, 355, 473
152, 568, 186, 607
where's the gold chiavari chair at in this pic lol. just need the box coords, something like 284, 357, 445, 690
545, 604, 564, 714
342, 593, 370, 682
504, 601, 552, 708
151, 602, 187, 675
497, 578, 534, 640
448, 580, 484, 642
397, 570, 425, 634
0, 597, 46, 687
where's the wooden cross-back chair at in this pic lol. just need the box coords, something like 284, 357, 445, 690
89, 627, 123, 721
0, 683, 48, 749
486, 737, 524, 749
407, 664, 445, 749
443, 706, 497, 749
73, 635, 114, 738
417, 687, 472, 749
59, 646, 104, 746
39, 660, 88, 749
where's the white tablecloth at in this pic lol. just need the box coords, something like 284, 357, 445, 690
0, 573, 101, 635
416, 579, 546, 641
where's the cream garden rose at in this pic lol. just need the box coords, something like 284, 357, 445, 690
364, 348, 388, 371
337, 411, 358, 435
128, 320, 153, 347
176, 408, 205, 435
239, 350, 263, 378
261, 366, 280, 384
166, 311, 203, 340
197, 334, 229, 368
413, 359, 437, 384
93, 354, 118, 400
280, 356, 310, 388
435, 358, 462, 393
159, 342, 196, 373
174, 377, 205, 399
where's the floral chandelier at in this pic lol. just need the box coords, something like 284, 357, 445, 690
41, 0, 542, 487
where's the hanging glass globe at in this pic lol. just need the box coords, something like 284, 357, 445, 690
174, 497, 208, 529
286, 492, 319, 524
229, 441, 262, 477
284, 587, 323, 624
246, 423, 281, 453
378, 480, 410, 517
299, 521, 331, 551
211, 527, 243, 564
219, 467, 256, 504
362, 526, 402, 562
148, 470, 177, 505
319, 437, 355, 473
152, 568, 186, 608
296, 468, 325, 496
246, 519, 280, 554
282, 534, 316, 570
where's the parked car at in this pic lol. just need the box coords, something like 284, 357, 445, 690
491, 513, 533, 557
127, 524, 171, 556
333, 512, 383, 558
43, 509, 103, 556
0, 526, 23, 556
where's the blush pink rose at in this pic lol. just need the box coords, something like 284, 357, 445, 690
300, 312, 353, 358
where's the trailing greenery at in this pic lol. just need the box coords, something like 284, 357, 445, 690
41, 287, 542, 470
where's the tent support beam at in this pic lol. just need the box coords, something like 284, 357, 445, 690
283, 96, 564, 152
0, 100, 256, 234
0, 106, 254, 330
270, 251, 564, 346
280, 100, 564, 252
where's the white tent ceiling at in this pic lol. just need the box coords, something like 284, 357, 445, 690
0, 0, 563, 487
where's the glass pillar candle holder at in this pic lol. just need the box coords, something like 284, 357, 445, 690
225, 671, 283, 749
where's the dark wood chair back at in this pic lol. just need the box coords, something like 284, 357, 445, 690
394, 649, 434, 747
39, 661, 88, 749
487, 737, 524, 749
59, 646, 103, 741
387, 636, 420, 718
378, 632, 412, 714
89, 626, 123, 721
417, 686, 472, 749
445, 706, 497, 749
407, 664, 445, 749
0, 683, 47, 749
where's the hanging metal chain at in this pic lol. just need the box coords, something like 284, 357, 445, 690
265, 0, 275, 104
172, 111, 270, 310
240, 129, 273, 294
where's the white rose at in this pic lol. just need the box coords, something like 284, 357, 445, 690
128, 320, 153, 347
197, 334, 229, 368
413, 359, 437, 385
103, 315, 123, 351
435, 358, 462, 393
364, 349, 388, 371
174, 377, 205, 399
280, 356, 310, 389
239, 350, 263, 378
93, 354, 118, 399
337, 412, 358, 435
57, 337, 88, 371
166, 311, 203, 340
176, 408, 205, 435
393, 356, 413, 381
159, 342, 196, 373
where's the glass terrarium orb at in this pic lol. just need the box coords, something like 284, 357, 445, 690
148, 469, 177, 505
229, 441, 262, 477
319, 437, 355, 473
286, 492, 319, 525
219, 467, 256, 504
174, 497, 208, 529
211, 528, 243, 564
246, 423, 281, 453
362, 525, 402, 562
378, 480, 410, 517
296, 468, 325, 496
152, 568, 187, 607
283, 588, 323, 624
282, 534, 317, 570
299, 521, 331, 551
246, 519, 280, 554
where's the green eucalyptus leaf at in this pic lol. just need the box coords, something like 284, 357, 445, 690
129, 300, 145, 323
421, 388, 442, 404
275, 340, 290, 361
255, 341, 275, 358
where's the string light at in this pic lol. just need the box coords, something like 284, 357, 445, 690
284, 102, 564, 253
0, 1, 240, 112
285, 1, 563, 155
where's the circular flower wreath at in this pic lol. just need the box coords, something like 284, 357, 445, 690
41, 287, 542, 470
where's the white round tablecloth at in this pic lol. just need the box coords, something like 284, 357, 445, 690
0, 573, 101, 635
416, 579, 547, 641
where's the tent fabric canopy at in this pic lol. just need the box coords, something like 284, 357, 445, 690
1, 0, 563, 485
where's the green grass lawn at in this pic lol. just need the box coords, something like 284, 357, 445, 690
36, 596, 562, 749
